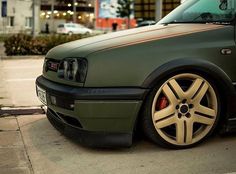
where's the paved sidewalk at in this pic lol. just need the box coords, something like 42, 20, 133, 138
0, 58, 44, 107
1, 114, 236, 174
0, 116, 32, 174
0, 60, 11, 107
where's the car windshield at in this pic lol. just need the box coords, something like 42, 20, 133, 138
158, 0, 235, 25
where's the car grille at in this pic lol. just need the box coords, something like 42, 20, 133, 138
45, 59, 60, 72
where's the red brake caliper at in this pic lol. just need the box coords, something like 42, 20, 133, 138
157, 96, 169, 110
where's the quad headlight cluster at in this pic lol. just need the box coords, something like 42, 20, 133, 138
57, 58, 88, 83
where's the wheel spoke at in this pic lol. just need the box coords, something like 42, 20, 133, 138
194, 114, 215, 125
195, 105, 216, 117
176, 120, 185, 144
168, 79, 185, 99
162, 84, 178, 105
192, 82, 209, 103
151, 73, 218, 147
155, 115, 176, 129
153, 105, 175, 121
186, 121, 193, 144
186, 78, 203, 99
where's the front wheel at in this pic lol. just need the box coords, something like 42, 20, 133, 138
142, 73, 220, 149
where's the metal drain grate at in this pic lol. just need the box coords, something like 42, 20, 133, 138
0, 106, 46, 116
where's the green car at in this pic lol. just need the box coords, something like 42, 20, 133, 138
36, 0, 236, 149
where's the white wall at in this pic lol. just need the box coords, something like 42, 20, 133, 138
0, 0, 40, 34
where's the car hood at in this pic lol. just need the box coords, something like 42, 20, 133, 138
46, 24, 224, 59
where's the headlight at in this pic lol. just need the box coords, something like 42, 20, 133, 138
57, 58, 88, 83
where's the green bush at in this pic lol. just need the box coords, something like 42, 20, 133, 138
4, 34, 87, 56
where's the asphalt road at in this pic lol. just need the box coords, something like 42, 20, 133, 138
0, 58, 236, 174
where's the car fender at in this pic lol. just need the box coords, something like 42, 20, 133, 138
142, 58, 236, 120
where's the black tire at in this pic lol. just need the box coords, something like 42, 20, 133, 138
142, 72, 221, 149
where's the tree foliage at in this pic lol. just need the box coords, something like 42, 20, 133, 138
116, 0, 134, 28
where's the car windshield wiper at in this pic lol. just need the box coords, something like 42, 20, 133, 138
193, 12, 213, 22
161, 21, 208, 25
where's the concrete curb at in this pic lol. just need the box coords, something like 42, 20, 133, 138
0, 106, 46, 116
0, 55, 45, 60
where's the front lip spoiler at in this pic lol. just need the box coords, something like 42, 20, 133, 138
47, 108, 133, 147
36, 75, 149, 100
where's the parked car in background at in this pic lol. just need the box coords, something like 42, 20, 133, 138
57, 23, 92, 35
137, 20, 156, 27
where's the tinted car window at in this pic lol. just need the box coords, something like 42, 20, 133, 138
58, 24, 64, 28
159, 0, 235, 24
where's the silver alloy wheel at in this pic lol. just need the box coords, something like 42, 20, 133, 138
152, 73, 218, 146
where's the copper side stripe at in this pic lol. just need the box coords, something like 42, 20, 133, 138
104, 24, 179, 40
98, 25, 225, 52
82, 25, 179, 48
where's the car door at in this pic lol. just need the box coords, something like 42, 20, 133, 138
76, 24, 84, 34
216, 0, 236, 82
225, 0, 236, 82
181, 0, 236, 81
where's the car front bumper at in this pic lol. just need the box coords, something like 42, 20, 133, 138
36, 75, 148, 147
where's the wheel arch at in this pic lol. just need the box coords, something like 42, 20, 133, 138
139, 58, 236, 132
142, 58, 233, 90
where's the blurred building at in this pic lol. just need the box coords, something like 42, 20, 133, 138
40, 0, 95, 32
94, 0, 181, 30
162, 0, 181, 16
134, 0, 156, 21
95, 0, 136, 30
134, 0, 181, 22
0, 0, 40, 34
0, 0, 181, 34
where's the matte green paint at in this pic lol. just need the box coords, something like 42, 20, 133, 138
44, 24, 236, 87
42, 22, 236, 133
75, 100, 142, 132
47, 98, 142, 132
